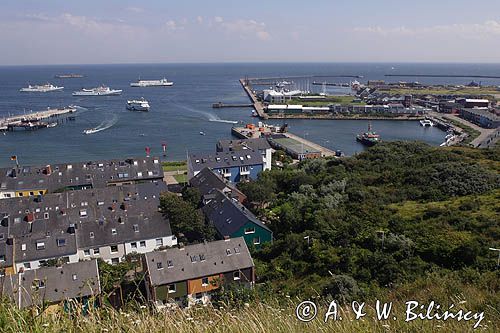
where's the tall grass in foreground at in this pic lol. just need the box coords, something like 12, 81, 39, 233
0, 298, 497, 333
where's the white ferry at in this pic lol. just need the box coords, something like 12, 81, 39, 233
72, 86, 122, 96
130, 78, 173, 87
420, 119, 435, 127
126, 98, 150, 111
20, 83, 64, 92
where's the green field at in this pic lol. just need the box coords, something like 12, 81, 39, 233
382, 87, 499, 98
173, 173, 188, 183
162, 161, 187, 172
285, 95, 364, 106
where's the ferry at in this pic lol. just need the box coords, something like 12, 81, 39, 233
126, 98, 150, 111
20, 84, 64, 92
72, 86, 122, 96
420, 119, 434, 127
130, 78, 173, 87
356, 123, 380, 147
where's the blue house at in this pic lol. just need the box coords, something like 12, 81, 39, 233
188, 150, 263, 184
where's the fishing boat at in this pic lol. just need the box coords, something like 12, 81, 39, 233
420, 119, 434, 127
126, 98, 150, 111
356, 123, 380, 146
83, 128, 99, 135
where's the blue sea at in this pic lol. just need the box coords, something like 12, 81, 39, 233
1, 63, 500, 167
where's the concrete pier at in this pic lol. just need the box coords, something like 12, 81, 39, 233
0, 107, 77, 131
239, 79, 268, 119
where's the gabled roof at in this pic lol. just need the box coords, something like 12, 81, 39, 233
1, 260, 100, 308
0, 157, 163, 193
145, 237, 253, 286
189, 167, 234, 196
0, 182, 171, 267
202, 189, 271, 237
189, 150, 263, 174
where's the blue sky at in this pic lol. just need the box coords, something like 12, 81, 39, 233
2, 0, 500, 65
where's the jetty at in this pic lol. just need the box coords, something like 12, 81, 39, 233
0, 107, 77, 131
239, 79, 268, 119
212, 102, 253, 108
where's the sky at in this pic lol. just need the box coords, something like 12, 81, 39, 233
2, 0, 500, 65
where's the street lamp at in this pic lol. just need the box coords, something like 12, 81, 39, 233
489, 248, 500, 269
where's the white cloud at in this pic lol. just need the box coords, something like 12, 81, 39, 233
125, 6, 144, 13
164, 20, 185, 33
216, 18, 271, 41
196, 16, 203, 24
214, 16, 224, 23
353, 20, 500, 39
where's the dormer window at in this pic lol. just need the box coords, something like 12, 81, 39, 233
79, 209, 87, 218
67, 165, 72, 170
111, 228, 117, 235
90, 232, 94, 238
157, 262, 163, 270
226, 249, 232, 256
167, 260, 173, 268
56, 239, 66, 247
133, 224, 139, 232
36, 241, 45, 250
190, 255, 198, 263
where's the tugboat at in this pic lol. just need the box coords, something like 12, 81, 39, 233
356, 123, 380, 146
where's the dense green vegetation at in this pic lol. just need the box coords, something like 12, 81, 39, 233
239, 142, 499, 303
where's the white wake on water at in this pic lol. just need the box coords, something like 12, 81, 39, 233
172, 102, 238, 124
83, 114, 118, 134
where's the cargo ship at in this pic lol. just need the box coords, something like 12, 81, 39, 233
356, 123, 380, 146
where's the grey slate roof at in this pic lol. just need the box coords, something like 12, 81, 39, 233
1, 260, 100, 308
216, 138, 271, 152
202, 189, 271, 237
145, 237, 254, 286
189, 167, 238, 197
0, 182, 171, 267
189, 150, 263, 174
0, 156, 163, 193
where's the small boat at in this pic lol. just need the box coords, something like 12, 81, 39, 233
356, 123, 380, 147
420, 119, 434, 127
83, 128, 99, 135
46, 122, 58, 128
126, 98, 150, 111
54, 74, 84, 78
199, 131, 206, 136
251, 110, 258, 117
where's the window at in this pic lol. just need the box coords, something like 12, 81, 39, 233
33, 279, 45, 289
157, 262, 163, 270
14, 217, 21, 223
131, 242, 137, 249
23, 263, 31, 269
190, 255, 198, 263
137, 172, 142, 177
43, 212, 49, 219
234, 247, 240, 254
233, 271, 241, 281
0, 255, 5, 262
168, 284, 176, 293
90, 232, 94, 239
155, 238, 163, 247
84, 249, 91, 256
111, 228, 117, 235
202, 277, 209, 286
93, 248, 100, 255
21, 244, 26, 251
79, 209, 87, 217
72, 274, 77, 281
110, 245, 118, 253
56, 239, 66, 247
36, 242, 45, 250
133, 224, 139, 232
81, 201, 88, 207
244, 227, 255, 234
167, 260, 173, 268
195, 293, 203, 300
199, 254, 206, 261
226, 249, 232, 256
253, 237, 261, 245
97, 201, 104, 206
111, 258, 119, 264
140, 241, 146, 248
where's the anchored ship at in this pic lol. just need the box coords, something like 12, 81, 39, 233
72, 86, 122, 96
126, 98, 150, 111
54, 74, 84, 78
130, 78, 173, 87
419, 119, 435, 127
20, 83, 64, 92
356, 123, 380, 147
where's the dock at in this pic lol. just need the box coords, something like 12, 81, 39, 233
0, 107, 77, 131
212, 102, 253, 108
231, 123, 337, 158
239, 79, 268, 119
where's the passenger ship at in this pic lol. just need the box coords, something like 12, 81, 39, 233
130, 78, 173, 87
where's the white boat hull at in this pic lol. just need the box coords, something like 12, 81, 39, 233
73, 90, 122, 96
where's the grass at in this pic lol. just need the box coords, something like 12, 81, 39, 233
173, 174, 188, 184
381, 87, 499, 98
284, 96, 365, 106
162, 161, 187, 172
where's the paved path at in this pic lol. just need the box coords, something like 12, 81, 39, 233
441, 113, 497, 147
164, 171, 180, 185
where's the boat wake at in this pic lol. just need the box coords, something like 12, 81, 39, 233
83, 114, 118, 135
171, 102, 238, 124
209, 119, 238, 124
